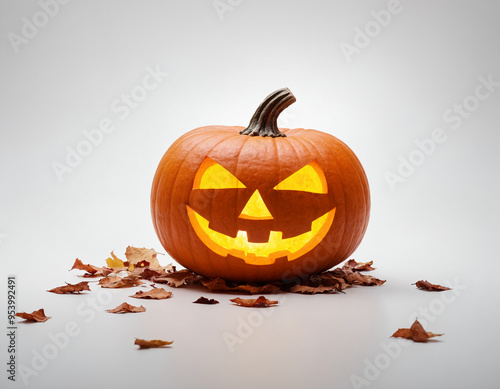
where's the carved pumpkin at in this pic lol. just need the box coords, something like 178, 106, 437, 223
151, 88, 370, 282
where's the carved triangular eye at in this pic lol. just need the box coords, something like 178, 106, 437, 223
273, 160, 327, 194
193, 157, 246, 189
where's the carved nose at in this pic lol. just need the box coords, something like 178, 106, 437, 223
238, 190, 274, 220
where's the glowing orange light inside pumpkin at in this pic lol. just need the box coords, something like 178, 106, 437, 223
239, 190, 273, 220
188, 158, 335, 265
273, 160, 327, 194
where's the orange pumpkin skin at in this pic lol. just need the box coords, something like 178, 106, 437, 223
151, 90, 370, 283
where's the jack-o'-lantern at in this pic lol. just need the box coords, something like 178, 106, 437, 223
151, 88, 370, 282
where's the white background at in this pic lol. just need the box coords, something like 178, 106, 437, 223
1, 1, 499, 388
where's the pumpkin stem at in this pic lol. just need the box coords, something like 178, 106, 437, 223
240, 88, 296, 137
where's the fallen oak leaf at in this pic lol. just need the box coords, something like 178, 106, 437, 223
106, 302, 146, 313
125, 246, 163, 272
70, 258, 97, 273
391, 319, 443, 342
343, 271, 386, 286
15, 308, 50, 322
163, 263, 176, 272
286, 273, 348, 294
236, 283, 282, 294
319, 272, 350, 290
134, 338, 173, 349
193, 296, 219, 304
70, 258, 113, 277
48, 281, 90, 294
201, 277, 281, 294
151, 269, 201, 287
413, 280, 451, 291
133, 267, 165, 280
130, 287, 172, 300
288, 283, 342, 294
99, 275, 144, 288
230, 296, 279, 307
343, 259, 376, 271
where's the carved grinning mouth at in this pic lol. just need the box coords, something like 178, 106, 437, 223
186, 206, 336, 265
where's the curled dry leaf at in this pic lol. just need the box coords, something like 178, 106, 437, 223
287, 273, 348, 294
70, 258, 97, 273
230, 296, 279, 307
391, 319, 443, 342
125, 246, 163, 272
70, 258, 113, 277
133, 267, 165, 280
134, 338, 173, 349
201, 277, 282, 294
15, 308, 50, 322
130, 287, 172, 300
343, 259, 375, 271
284, 260, 385, 294
413, 280, 451, 292
106, 302, 146, 313
152, 269, 201, 287
344, 272, 386, 286
288, 283, 341, 294
99, 276, 144, 289
48, 281, 90, 294
193, 296, 219, 304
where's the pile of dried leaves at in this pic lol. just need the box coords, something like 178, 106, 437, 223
67, 252, 386, 295
15, 246, 452, 345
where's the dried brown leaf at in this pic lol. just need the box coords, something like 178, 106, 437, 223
391, 319, 443, 342
106, 302, 146, 313
125, 246, 163, 272
236, 283, 282, 294
344, 271, 386, 286
288, 284, 340, 294
193, 296, 219, 304
413, 280, 451, 291
285, 260, 384, 294
99, 276, 144, 288
151, 269, 201, 287
286, 273, 344, 294
134, 338, 173, 349
320, 272, 351, 290
48, 281, 90, 294
70, 258, 113, 277
15, 308, 50, 322
130, 287, 172, 300
70, 258, 97, 273
130, 266, 165, 279
343, 259, 376, 271
201, 277, 281, 294
230, 296, 279, 307
163, 263, 175, 272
